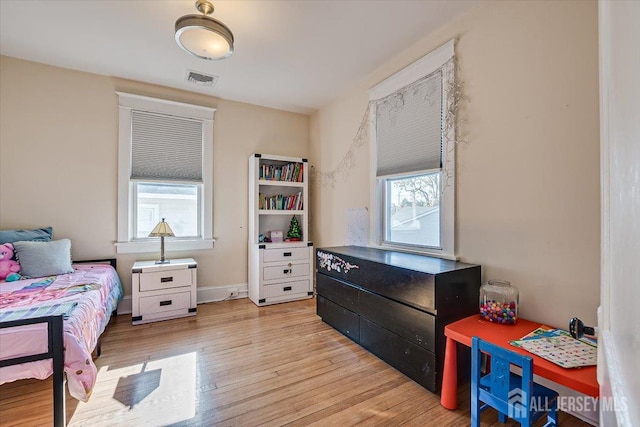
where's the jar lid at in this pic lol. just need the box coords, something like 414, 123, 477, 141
487, 279, 511, 287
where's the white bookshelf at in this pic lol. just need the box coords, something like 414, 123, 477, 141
248, 153, 313, 306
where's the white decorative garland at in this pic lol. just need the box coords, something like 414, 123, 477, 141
310, 57, 467, 190
310, 104, 371, 188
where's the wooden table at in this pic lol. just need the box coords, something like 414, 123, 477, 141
440, 315, 599, 409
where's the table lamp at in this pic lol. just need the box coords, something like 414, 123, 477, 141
148, 218, 175, 264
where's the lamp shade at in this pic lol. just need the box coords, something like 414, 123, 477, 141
148, 219, 175, 238
175, 0, 234, 60
149, 218, 174, 264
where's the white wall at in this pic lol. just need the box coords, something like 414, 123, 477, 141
310, 0, 600, 329
0, 56, 310, 298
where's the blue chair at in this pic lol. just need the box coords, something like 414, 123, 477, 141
471, 336, 559, 426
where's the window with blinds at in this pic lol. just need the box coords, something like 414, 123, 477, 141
369, 39, 456, 257
131, 111, 204, 182
116, 92, 215, 252
129, 110, 204, 238
376, 71, 442, 178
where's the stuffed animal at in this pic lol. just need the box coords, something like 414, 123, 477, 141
0, 243, 21, 281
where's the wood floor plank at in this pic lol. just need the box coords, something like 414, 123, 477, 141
0, 298, 593, 426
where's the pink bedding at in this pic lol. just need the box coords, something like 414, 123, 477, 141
0, 264, 123, 401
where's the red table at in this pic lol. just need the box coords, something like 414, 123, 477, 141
440, 315, 599, 409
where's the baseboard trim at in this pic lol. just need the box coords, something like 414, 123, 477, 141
197, 284, 248, 303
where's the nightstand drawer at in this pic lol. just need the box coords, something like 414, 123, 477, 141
263, 262, 310, 281
139, 269, 193, 292
139, 291, 191, 315
264, 280, 310, 298
263, 247, 310, 263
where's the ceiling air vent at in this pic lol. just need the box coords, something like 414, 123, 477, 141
185, 70, 218, 88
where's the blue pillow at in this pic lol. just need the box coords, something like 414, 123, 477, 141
0, 227, 53, 244
13, 238, 73, 278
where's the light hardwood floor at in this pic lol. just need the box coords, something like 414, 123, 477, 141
0, 298, 592, 426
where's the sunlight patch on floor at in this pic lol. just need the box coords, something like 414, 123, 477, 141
69, 352, 197, 426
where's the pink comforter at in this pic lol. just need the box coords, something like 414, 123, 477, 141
0, 264, 123, 401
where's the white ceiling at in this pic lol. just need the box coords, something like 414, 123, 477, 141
0, 1, 475, 114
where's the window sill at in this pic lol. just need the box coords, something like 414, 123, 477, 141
375, 243, 458, 261
115, 239, 215, 254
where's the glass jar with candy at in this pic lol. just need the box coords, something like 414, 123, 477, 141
479, 280, 518, 324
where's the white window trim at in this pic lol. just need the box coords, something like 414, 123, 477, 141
368, 39, 456, 260
116, 92, 215, 254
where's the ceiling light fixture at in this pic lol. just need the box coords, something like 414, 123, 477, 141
175, 0, 234, 60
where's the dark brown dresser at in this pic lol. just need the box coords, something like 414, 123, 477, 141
316, 246, 481, 393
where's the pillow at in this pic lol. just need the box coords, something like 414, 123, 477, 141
0, 227, 53, 244
13, 239, 73, 278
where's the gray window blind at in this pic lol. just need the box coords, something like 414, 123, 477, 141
131, 110, 203, 182
376, 71, 442, 177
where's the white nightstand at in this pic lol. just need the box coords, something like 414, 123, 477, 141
131, 258, 197, 325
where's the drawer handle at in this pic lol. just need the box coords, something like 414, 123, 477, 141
283, 252, 292, 257
159, 300, 172, 306
283, 269, 291, 274
283, 286, 292, 291
161, 277, 174, 283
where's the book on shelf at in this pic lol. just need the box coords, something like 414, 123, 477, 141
260, 191, 302, 211
285, 163, 292, 182
259, 162, 304, 183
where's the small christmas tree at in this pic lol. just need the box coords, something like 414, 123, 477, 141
287, 216, 302, 240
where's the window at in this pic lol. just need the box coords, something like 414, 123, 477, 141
369, 40, 456, 258
385, 171, 441, 248
116, 93, 215, 253
134, 183, 199, 238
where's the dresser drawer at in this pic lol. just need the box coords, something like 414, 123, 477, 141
263, 247, 310, 263
359, 288, 435, 352
139, 291, 191, 316
316, 247, 437, 313
263, 262, 310, 281
317, 295, 360, 342
317, 273, 359, 312
360, 317, 437, 392
264, 279, 310, 298
139, 269, 193, 292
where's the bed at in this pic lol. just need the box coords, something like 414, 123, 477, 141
0, 227, 123, 416
0, 261, 123, 401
